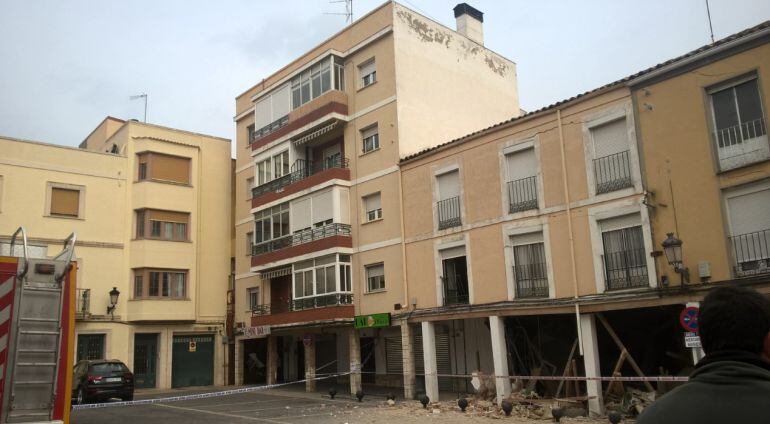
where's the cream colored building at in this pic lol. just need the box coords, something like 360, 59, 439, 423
0, 117, 232, 390
233, 2, 520, 391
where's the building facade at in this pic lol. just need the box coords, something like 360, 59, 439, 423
0, 117, 232, 390
232, 2, 520, 390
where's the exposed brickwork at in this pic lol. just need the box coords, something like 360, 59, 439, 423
251, 235, 352, 267
250, 305, 354, 326
251, 167, 350, 208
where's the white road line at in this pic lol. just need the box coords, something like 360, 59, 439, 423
228, 403, 331, 414
153, 403, 288, 423
184, 398, 288, 409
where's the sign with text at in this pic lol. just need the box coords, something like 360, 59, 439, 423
684, 332, 702, 348
242, 325, 271, 338
354, 313, 391, 329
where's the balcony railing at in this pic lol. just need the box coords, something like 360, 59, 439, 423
250, 115, 290, 144
512, 264, 549, 298
441, 275, 469, 306
715, 117, 767, 149
76, 288, 90, 316
507, 176, 538, 213
437, 196, 462, 230
594, 150, 633, 194
251, 293, 353, 316
603, 248, 649, 291
714, 117, 769, 170
730, 229, 770, 277
252, 156, 349, 198
251, 222, 352, 256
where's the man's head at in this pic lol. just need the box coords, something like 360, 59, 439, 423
699, 285, 770, 359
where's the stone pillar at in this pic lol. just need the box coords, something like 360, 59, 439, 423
400, 321, 416, 399
489, 316, 511, 403
266, 336, 278, 385
304, 336, 316, 392
421, 321, 439, 402
579, 314, 604, 416
349, 328, 362, 395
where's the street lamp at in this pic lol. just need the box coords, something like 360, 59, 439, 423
106, 287, 120, 318
662, 233, 690, 285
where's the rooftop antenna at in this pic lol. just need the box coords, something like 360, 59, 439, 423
326, 0, 353, 24
705, 0, 715, 43
129, 93, 148, 123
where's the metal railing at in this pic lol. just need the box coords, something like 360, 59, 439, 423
594, 150, 633, 194
441, 275, 469, 306
512, 264, 549, 298
251, 222, 351, 256
730, 229, 770, 276
250, 115, 290, 144
437, 196, 462, 230
76, 288, 91, 316
251, 156, 349, 198
251, 293, 353, 316
603, 248, 649, 291
507, 176, 538, 213
715, 117, 767, 148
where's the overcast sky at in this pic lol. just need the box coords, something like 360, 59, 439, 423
1, 0, 769, 155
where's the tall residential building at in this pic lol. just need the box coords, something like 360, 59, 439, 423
0, 117, 232, 390
233, 2, 520, 389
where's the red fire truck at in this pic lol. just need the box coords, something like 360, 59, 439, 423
0, 228, 76, 423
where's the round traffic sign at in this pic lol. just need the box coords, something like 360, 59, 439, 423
680, 306, 699, 333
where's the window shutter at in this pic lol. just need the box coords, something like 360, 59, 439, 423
359, 60, 375, 77
50, 188, 80, 216
727, 188, 770, 236
364, 193, 381, 212
271, 84, 291, 121
291, 198, 311, 232
599, 213, 641, 233
367, 264, 384, 278
591, 118, 628, 158
506, 148, 537, 181
437, 171, 460, 200
150, 154, 190, 184
255, 97, 271, 129
439, 245, 466, 260
147, 210, 189, 223
311, 190, 333, 224
510, 231, 543, 246
361, 125, 378, 140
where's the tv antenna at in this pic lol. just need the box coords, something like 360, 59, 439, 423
129, 93, 148, 123
705, 0, 715, 43
326, 0, 353, 24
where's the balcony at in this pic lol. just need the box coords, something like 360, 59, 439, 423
437, 196, 462, 230
714, 117, 769, 171
251, 293, 354, 326
512, 264, 549, 299
250, 90, 348, 151
441, 275, 469, 306
251, 157, 350, 208
76, 288, 91, 318
251, 223, 352, 268
730, 229, 770, 277
594, 150, 633, 194
507, 176, 538, 213
603, 248, 649, 291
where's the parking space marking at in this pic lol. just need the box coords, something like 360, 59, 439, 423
153, 403, 289, 423
181, 397, 288, 410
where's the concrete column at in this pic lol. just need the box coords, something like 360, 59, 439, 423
400, 322, 416, 399
304, 337, 316, 392
489, 316, 511, 403
421, 321, 439, 402
579, 314, 604, 416
348, 328, 362, 395
266, 336, 278, 385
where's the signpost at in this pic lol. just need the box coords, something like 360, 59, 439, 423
680, 303, 704, 363
354, 313, 391, 329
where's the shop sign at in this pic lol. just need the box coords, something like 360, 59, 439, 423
242, 325, 271, 338
354, 313, 391, 329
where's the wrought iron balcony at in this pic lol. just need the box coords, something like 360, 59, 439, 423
251, 293, 353, 316
512, 264, 549, 298
730, 229, 770, 277
76, 288, 90, 317
252, 156, 349, 199
441, 275, 469, 306
437, 196, 462, 230
603, 248, 649, 291
594, 150, 633, 194
507, 176, 538, 213
251, 222, 352, 257
250, 115, 289, 145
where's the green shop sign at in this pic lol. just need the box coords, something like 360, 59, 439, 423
354, 313, 391, 329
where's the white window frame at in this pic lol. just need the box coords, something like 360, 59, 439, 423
361, 124, 380, 154
359, 58, 376, 89
246, 177, 255, 200
502, 220, 556, 300
433, 235, 474, 306
499, 138, 543, 216
365, 263, 385, 293
291, 254, 351, 300
363, 192, 382, 222
247, 287, 260, 311
432, 164, 464, 232
722, 180, 770, 276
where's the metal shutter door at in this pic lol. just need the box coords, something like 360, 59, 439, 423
385, 336, 403, 375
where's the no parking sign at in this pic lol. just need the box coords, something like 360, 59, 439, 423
680, 306, 699, 333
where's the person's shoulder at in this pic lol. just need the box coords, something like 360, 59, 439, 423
637, 384, 692, 424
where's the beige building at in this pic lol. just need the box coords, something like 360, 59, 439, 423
233, 2, 520, 391
0, 117, 232, 390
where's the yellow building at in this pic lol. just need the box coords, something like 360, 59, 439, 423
0, 117, 232, 390
233, 2, 520, 393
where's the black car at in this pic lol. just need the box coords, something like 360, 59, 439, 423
72, 359, 134, 404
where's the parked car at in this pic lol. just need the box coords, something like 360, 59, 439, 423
72, 359, 134, 404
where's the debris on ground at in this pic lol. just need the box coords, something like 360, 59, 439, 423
605, 388, 655, 417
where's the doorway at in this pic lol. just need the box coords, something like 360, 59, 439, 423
243, 338, 268, 385
361, 337, 376, 384
133, 333, 158, 389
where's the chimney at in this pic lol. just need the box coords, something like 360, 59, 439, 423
453, 3, 484, 45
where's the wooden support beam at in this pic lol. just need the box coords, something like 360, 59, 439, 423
596, 313, 655, 392
555, 338, 578, 398
604, 349, 628, 398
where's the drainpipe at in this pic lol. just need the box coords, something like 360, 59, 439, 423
556, 109, 583, 355
398, 165, 410, 312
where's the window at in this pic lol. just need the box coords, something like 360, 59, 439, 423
136, 152, 191, 185
135, 209, 189, 241
511, 232, 548, 298
340, 255, 352, 292
361, 125, 379, 153
0, 175, 3, 213
590, 118, 632, 194
599, 214, 648, 291
290, 59, 334, 109
246, 177, 255, 199
246, 231, 254, 255
726, 185, 770, 276
366, 263, 385, 292
710, 77, 768, 170
48, 183, 83, 218
363, 192, 382, 222
254, 203, 290, 245
134, 269, 187, 299
436, 170, 461, 229
359, 59, 376, 88
255, 150, 289, 186
247, 125, 256, 144
505, 147, 538, 212
292, 254, 352, 300
440, 247, 468, 305
248, 287, 260, 311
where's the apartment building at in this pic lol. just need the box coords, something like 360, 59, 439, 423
396, 21, 770, 415
0, 117, 232, 390
232, 2, 520, 390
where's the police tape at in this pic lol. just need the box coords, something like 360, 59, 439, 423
71, 372, 350, 411
358, 371, 689, 382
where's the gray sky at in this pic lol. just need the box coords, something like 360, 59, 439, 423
1, 0, 769, 155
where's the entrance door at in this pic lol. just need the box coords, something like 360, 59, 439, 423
360, 337, 376, 384
172, 334, 214, 388
271, 276, 291, 313
76, 334, 105, 361
134, 333, 158, 389
243, 338, 268, 385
